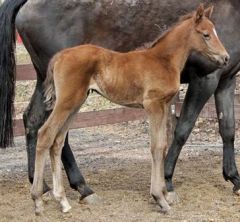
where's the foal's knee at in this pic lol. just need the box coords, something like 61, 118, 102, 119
150, 144, 167, 161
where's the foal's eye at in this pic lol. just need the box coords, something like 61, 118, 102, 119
203, 33, 210, 40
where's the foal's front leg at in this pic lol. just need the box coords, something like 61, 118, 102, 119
144, 100, 170, 212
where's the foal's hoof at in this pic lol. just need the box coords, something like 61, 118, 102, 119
165, 191, 180, 205
62, 203, 72, 213
80, 193, 101, 205
158, 202, 171, 214
34, 200, 44, 216
151, 194, 171, 213
59, 197, 72, 213
35, 210, 44, 216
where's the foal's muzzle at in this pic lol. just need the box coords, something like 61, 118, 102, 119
216, 54, 230, 67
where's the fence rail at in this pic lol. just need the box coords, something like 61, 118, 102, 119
14, 64, 240, 137
16, 64, 36, 81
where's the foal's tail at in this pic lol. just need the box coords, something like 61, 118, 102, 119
0, 0, 28, 148
44, 57, 57, 111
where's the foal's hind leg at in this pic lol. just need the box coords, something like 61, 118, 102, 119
24, 66, 94, 201
31, 76, 90, 214
47, 88, 89, 213
31, 104, 81, 215
144, 99, 170, 212
50, 130, 72, 213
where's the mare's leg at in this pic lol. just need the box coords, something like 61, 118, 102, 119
23, 78, 50, 193
144, 100, 170, 212
61, 134, 95, 201
164, 72, 220, 203
23, 69, 94, 199
214, 75, 240, 194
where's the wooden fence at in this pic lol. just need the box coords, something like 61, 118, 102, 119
14, 64, 240, 137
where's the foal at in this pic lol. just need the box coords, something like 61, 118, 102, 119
31, 5, 229, 214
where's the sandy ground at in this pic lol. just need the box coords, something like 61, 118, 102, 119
1, 120, 240, 222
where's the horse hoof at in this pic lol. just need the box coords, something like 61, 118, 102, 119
165, 191, 180, 205
233, 189, 240, 196
62, 204, 72, 213
35, 210, 43, 216
159, 202, 171, 214
151, 193, 171, 213
155, 197, 171, 213
80, 193, 101, 205
60, 197, 72, 213
35, 201, 44, 216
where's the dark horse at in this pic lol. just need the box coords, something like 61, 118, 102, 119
0, 0, 240, 205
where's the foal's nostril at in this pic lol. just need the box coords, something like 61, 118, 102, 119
224, 54, 230, 64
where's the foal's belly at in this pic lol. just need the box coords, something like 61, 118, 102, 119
89, 73, 144, 108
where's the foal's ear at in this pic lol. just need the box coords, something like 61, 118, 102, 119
195, 4, 204, 23
204, 5, 214, 19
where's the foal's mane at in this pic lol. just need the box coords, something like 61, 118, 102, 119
140, 12, 195, 50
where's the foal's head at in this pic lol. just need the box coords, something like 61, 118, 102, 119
190, 4, 229, 67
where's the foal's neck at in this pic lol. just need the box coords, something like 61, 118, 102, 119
150, 19, 194, 73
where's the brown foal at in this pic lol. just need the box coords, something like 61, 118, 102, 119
31, 5, 229, 214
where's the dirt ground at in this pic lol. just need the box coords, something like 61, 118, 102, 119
1, 120, 240, 222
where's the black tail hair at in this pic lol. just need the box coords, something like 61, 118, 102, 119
0, 0, 28, 148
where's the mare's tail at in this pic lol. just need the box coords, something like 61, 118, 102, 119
0, 0, 28, 148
